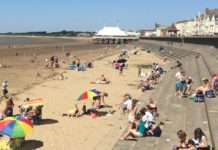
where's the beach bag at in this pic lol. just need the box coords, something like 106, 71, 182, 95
143, 84, 150, 90
152, 126, 162, 137
159, 68, 164, 74
146, 126, 162, 137
205, 90, 215, 98
196, 94, 205, 102
214, 80, 218, 91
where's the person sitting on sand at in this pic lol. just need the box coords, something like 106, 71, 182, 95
62, 104, 79, 117
128, 99, 138, 124
116, 93, 132, 114
140, 79, 151, 92
94, 74, 110, 84
120, 113, 146, 140
162, 56, 167, 62
0, 64, 10, 69
58, 73, 64, 80
148, 99, 159, 117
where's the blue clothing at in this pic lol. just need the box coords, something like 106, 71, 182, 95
138, 120, 146, 135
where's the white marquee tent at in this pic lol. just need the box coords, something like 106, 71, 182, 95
96, 27, 128, 36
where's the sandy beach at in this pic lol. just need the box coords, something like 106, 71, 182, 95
0, 37, 165, 150
0, 36, 118, 95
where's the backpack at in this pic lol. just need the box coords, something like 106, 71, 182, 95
152, 126, 162, 137
205, 90, 215, 98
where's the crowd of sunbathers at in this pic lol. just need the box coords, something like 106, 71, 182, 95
138, 62, 164, 92
174, 61, 218, 101
116, 94, 161, 140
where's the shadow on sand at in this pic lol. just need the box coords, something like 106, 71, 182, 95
17, 140, 43, 150
39, 118, 59, 125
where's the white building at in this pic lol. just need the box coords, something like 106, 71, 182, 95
175, 8, 218, 37
139, 30, 156, 37
93, 27, 139, 44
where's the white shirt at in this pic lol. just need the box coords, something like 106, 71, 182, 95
142, 111, 154, 128
2, 82, 7, 90
123, 99, 132, 109
175, 71, 181, 80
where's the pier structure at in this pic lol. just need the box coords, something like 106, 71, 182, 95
92, 27, 139, 44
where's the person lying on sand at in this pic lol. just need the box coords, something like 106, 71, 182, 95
62, 104, 86, 117
62, 104, 79, 117
91, 74, 110, 84
0, 64, 10, 69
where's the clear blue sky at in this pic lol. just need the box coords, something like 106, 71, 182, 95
0, 0, 217, 32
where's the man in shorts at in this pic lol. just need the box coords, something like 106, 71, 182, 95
2, 80, 8, 98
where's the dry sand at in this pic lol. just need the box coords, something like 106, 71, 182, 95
0, 37, 165, 150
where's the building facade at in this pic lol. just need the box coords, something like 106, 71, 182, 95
175, 8, 218, 37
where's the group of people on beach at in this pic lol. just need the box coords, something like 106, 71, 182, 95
174, 60, 218, 101
138, 62, 164, 92
0, 96, 43, 125
117, 93, 160, 140
174, 128, 209, 150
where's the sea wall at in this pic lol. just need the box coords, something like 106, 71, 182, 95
140, 37, 218, 48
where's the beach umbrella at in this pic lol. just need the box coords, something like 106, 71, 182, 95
117, 59, 127, 63
90, 89, 101, 95
22, 98, 46, 108
0, 116, 33, 138
77, 90, 98, 101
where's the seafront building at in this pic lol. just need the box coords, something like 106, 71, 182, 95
92, 27, 139, 44
140, 8, 218, 37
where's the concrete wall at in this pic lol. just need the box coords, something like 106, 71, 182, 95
140, 37, 218, 48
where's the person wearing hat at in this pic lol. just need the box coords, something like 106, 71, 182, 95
2, 80, 8, 98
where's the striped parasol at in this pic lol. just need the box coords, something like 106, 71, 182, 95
77, 89, 102, 101
0, 116, 33, 138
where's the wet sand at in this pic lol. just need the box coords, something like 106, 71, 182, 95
0, 36, 118, 96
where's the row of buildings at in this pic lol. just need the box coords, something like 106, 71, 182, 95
140, 8, 218, 37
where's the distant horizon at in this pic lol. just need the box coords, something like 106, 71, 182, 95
0, 0, 217, 33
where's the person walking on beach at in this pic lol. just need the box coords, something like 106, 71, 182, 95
2, 80, 8, 98
138, 67, 141, 77
119, 63, 124, 76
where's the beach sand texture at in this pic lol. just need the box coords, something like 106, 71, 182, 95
0, 37, 164, 150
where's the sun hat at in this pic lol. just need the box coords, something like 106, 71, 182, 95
201, 78, 208, 81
